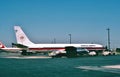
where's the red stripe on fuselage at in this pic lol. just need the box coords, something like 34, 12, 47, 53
29, 48, 65, 51
29, 47, 104, 51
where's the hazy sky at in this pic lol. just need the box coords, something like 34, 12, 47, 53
0, 0, 120, 48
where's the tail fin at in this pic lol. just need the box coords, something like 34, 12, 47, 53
14, 26, 34, 45
0, 42, 6, 48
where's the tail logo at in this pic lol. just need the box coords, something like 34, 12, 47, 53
20, 36, 24, 40
19, 35, 25, 42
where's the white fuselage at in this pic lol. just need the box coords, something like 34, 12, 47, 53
25, 43, 104, 52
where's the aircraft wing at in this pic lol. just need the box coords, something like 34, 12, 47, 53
12, 43, 28, 48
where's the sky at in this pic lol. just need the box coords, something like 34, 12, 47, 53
0, 0, 120, 48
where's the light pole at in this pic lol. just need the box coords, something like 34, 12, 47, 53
69, 34, 71, 44
106, 28, 110, 51
54, 38, 56, 44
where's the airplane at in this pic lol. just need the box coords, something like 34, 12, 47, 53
14, 26, 105, 56
0, 42, 23, 53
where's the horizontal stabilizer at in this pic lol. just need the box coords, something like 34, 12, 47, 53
12, 43, 28, 48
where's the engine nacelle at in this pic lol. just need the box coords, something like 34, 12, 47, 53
88, 51, 96, 56
102, 51, 111, 56
48, 50, 66, 57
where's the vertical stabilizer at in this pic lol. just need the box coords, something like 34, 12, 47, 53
14, 26, 34, 45
0, 42, 6, 48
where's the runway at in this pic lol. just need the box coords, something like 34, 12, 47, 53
0, 52, 120, 77
76, 65, 120, 74
0, 52, 51, 59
